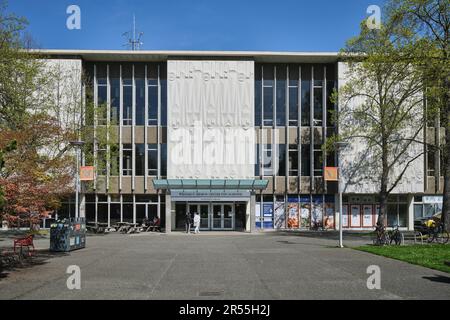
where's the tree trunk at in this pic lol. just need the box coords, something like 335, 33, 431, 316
378, 191, 388, 227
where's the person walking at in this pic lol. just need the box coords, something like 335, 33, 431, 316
185, 211, 192, 234
193, 212, 201, 234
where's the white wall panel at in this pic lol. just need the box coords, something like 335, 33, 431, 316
167, 60, 255, 179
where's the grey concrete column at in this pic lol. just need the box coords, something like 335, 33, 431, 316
250, 194, 256, 233
165, 193, 171, 233
80, 193, 86, 218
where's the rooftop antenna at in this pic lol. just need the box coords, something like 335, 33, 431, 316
122, 14, 144, 50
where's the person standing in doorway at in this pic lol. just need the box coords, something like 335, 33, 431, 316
193, 212, 201, 234
185, 211, 192, 234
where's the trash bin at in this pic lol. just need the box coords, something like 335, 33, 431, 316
50, 217, 86, 252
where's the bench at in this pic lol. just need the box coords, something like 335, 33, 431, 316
13, 234, 35, 256
400, 231, 424, 245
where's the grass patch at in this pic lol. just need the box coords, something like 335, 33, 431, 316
355, 244, 450, 273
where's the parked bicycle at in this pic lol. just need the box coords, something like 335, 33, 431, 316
388, 225, 402, 245
426, 220, 449, 244
373, 223, 390, 246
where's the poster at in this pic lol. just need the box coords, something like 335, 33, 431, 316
274, 201, 286, 229
263, 203, 273, 229
324, 195, 335, 230
287, 196, 299, 229
350, 205, 361, 227
300, 195, 310, 228
342, 205, 349, 228
311, 196, 323, 229
362, 205, 373, 227
255, 203, 261, 229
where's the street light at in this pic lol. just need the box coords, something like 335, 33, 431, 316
336, 141, 349, 248
70, 140, 85, 219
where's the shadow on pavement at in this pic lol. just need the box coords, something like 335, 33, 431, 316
0, 249, 68, 281
422, 275, 450, 284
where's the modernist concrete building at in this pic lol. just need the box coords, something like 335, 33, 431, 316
40, 50, 444, 232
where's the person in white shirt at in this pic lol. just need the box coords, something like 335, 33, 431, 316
193, 212, 201, 234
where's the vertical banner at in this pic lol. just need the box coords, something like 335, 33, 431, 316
311, 195, 324, 229
274, 200, 286, 229
300, 195, 311, 228
263, 202, 274, 229
287, 195, 299, 229
342, 204, 349, 228
362, 205, 374, 227
324, 195, 335, 229
255, 202, 261, 229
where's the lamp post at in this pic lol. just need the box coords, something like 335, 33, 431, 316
70, 140, 85, 219
336, 141, 349, 248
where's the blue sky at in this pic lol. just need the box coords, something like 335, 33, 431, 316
8, 0, 386, 51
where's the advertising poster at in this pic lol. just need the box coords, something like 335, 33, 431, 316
324, 195, 335, 230
311, 195, 323, 229
362, 205, 373, 227
350, 205, 361, 227
342, 205, 349, 228
263, 202, 274, 229
300, 195, 310, 228
274, 201, 286, 229
255, 202, 261, 229
287, 196, 299, 229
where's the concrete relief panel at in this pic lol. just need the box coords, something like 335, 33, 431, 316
167, 60, 255, 179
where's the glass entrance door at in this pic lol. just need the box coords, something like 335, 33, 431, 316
212, 205, 222, 229
186, 203, 234, 230
199, 204, 210, 230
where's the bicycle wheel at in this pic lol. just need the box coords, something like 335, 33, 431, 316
436, 230, 449, 244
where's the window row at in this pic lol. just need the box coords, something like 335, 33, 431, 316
96, 143, 167, 177
255, 144, 335, 177
91, 63, 167, 126
255, 64, 336, 127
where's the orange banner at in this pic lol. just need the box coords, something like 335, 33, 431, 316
80, 166, 95, 181
324, 167, 338, 181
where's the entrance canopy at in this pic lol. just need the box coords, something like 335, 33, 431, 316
152, 179, 268, 191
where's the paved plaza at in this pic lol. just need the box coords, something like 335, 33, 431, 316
0, 232, 449, 300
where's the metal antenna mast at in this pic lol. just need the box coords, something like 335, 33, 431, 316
122, 14, 144, 50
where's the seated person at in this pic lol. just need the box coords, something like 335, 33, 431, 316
149, 216, 161, 232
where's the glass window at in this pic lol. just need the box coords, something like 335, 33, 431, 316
414, 204, 423, 219
148, 84, 158, 125
110, 78, 120, 124
262, 144, 273, 176
148, 143, 158, 176
289, 87, 298, 126
255, 67, 262, 126
135, 144, 145, 176
301, 68, 311, 126
277, 144, 286, 176
160, 64, 167, 126
255, 144, 260, 176
398, 204, 408, 227
135, 79, 145, 125
97, 80, 107, 126
326, 80, 335, 127
313, 87, 323, 126
387, 204, 398, 227
276, 66, 286, 126
427, 145, 435, 176
313, 145, 323, 176
289, 144, 298, 176
314, 65, 323, 87
97, 203, 108, 223
301, 144, 311, 176
110, 203, 120, 224
123, 81, 132, 125
263, 86, 273, 126
160, 143, 167, 176
122, 204, 133, 223
122, 144, 132, 176
97, 146, 107, 176
110, 144, 120, 176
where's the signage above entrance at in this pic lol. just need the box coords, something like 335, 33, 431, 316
152, 179, 268, 191
171, 190, 250, 202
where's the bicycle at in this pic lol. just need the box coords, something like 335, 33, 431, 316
388, 225, 402, 245
426, 221, 449, 244
373, 223, 390, 246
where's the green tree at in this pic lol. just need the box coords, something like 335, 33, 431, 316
387, 0, 450, 231
331, 18, 426, 227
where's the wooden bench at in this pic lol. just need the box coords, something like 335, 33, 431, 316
13, 234, 35, 256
